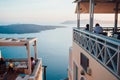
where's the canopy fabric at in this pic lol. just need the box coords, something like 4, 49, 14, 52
75, 0, 120, 13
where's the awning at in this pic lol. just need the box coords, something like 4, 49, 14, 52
75, 0, 120, 13
74, 0, 120, 32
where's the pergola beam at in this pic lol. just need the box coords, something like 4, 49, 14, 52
0, 37, 38, 75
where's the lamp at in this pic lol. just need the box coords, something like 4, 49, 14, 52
87, 67, 92, 75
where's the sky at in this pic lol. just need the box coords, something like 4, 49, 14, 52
0, 0, 119, 25
0, 0, 76, 25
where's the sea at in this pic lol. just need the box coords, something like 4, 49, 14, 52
0, 24, 76, 80
0, 23, 116, 80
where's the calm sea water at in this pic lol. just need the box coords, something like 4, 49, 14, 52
0, 26, 73, 80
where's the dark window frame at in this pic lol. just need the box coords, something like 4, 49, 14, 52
80, 53, 89, 72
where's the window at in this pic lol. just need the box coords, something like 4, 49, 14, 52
80, 53, 89, 72
74, 63, 78, 80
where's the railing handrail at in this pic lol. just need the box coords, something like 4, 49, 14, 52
73, 28, 120, 46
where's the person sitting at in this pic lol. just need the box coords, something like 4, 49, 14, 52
8, 59, 14, 72
0, 57, 7, 80
31, 57, 36, 71
85, 24, 89, 31
93, 23, 103, 34
0, 57, 6, 73
0, 57, 6, 64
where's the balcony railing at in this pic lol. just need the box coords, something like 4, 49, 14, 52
73, 28, 120, 79
29, 58, 42, 80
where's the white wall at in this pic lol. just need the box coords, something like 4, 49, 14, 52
0, 50, 1, 58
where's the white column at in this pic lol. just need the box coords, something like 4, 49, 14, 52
34, 41, 37, 60
0, 50, 1, 58
77, 2, 80, 29
89, 0, 94, 32
114, 3, 119, 32
26, 43, 31, 74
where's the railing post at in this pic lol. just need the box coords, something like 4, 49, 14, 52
118, 46, 120, 76
118, 53, 120, 76
95, 37, 97, 57
104, 41, 107, 64
43, 65, 47, 80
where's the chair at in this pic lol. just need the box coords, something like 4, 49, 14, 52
0, 72, 7, 80
99, 32, 108, 36
112, 32, 120, 39
8, 60, 15, 72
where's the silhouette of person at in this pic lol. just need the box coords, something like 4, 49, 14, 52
85, 24, 89, 31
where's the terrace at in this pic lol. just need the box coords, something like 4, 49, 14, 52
73, 28, 120, 79
0, 38, 42, 80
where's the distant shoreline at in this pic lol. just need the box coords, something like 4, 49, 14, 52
0, 24, 66, 34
